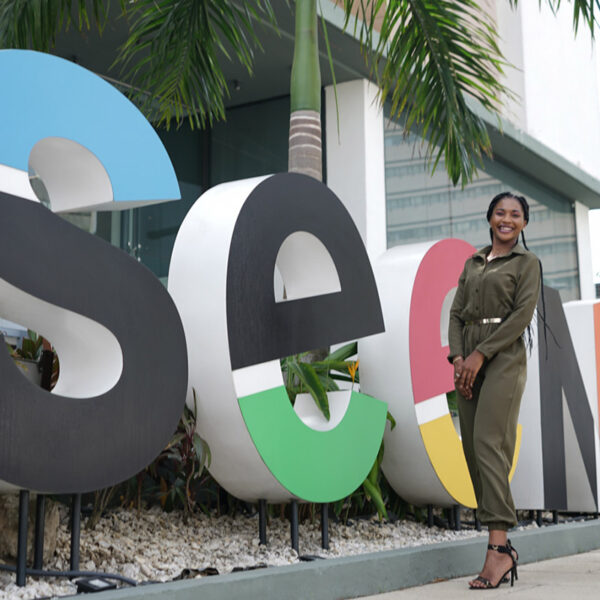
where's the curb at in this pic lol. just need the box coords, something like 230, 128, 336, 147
89, 519, 600, 599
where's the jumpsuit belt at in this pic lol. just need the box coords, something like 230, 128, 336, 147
464, 317, 503, 326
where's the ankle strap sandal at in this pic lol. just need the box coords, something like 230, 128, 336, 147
469, 543, 518, 590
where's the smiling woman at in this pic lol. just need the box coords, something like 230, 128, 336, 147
448, 192, 541, 590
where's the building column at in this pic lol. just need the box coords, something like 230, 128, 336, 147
325, 79, 386, 262
574, 200, 596, 300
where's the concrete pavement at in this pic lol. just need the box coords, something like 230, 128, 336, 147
357, 549, 600, 599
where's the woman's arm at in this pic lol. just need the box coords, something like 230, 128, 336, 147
447, 264, 467, 364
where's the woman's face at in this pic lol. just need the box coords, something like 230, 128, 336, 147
488, 197, 526, 246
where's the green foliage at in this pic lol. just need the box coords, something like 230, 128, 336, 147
344, 0, 507, 186
115, 0, 277, 129
0, 0, 113, 50
10, 329, 43, 361
148, 390, 211, 514
281, 342, 359, 420
282, 344, 397, 520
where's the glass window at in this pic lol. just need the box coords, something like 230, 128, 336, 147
384, 115, 580, 301
210, 96, 290, 186
104, 95, 291, 281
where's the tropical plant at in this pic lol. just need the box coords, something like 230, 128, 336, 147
281, 342, 396, 519
2, 1, 596, 185
147, 390, 211, 515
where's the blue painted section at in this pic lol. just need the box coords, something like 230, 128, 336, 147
0, 50, 180, 204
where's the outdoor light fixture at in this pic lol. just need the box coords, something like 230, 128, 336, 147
75, 577, 117, 593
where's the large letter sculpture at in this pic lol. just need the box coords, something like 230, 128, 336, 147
0, 50, 187, 493
511, 292, 599, 512
360, 239, 522, 507
168, 173, 388, 502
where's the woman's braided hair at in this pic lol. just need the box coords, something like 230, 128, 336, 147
486, 191, 550, 355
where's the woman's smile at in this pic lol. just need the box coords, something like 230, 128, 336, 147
489, 198, 526, 246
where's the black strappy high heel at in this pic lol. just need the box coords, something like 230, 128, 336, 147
469, 543, 518, 590
507, 538, 519, 581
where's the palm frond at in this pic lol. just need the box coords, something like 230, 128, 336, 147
115, 0, 277, 129
0, 0, 113, 51
345, 0, 510, 186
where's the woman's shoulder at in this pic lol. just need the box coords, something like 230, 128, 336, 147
517, 246, 540, 263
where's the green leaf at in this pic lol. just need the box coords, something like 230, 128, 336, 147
326, 342, 357, 362
363, 478, 388, 520
288, 359, 330, 420
386, 411, 397, 431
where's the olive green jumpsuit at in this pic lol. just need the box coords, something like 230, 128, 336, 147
448, 244, 540, 530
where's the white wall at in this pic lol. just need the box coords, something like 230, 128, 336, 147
507, 2, 600, 181
590, 208, 600, 285
324, 80, 387, 262
575, 201, 597, 299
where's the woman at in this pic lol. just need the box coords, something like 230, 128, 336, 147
448, 192, 541, 589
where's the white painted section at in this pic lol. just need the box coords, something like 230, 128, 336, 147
275, 231, 341, 300
359, 241, 455, 506
325, 79, 387, 262
414, 394, 449, 426
233, 361, 282, 398
294, 390, 351, 432
168, 175, 291, 502
29, 137, 114, 212
564, 300, 600, 511
514, 2, 600, 181
511, 323, 545, 509
0, 277, 123, 398
575, 201, 596, 299
0, 164, 37, 201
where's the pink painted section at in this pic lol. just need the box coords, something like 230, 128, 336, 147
410, 239, 476, 405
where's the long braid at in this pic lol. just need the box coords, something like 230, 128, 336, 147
487, 192, 554, 357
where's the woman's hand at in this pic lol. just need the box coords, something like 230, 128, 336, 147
456, 350, 485, 400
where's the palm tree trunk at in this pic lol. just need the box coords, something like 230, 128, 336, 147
288, 0, 322, 181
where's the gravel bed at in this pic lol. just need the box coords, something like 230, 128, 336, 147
0, 506, 497, 599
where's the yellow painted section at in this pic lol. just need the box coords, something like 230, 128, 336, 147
508, 424, 523, 482
420, 414, 476, 508
420, 418, 523, 508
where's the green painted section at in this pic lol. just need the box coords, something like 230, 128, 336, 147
89, 519, 600, 600
238, 387, 387, 502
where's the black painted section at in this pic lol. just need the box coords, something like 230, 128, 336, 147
539, 286, 598, 510
0, 192, 188, 493
226, 173, 384, 369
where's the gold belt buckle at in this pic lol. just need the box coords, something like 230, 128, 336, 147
465, 317, 503, 326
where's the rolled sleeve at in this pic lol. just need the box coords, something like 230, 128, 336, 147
447, 265, 467, 363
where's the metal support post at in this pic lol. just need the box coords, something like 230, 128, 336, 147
427, 504, 433, 528
258, 499, 267, 545
33, 494, 46, 569
453, 505, 461, 531
17, 490, 29, 587
290, 500, 299, 552
321, 504, 329, 550
70, 493, 82, 572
